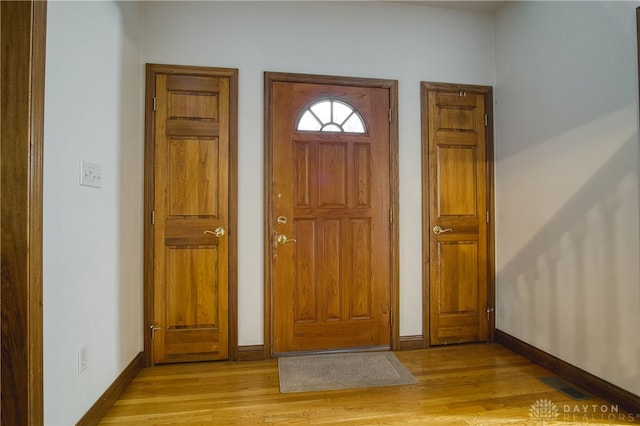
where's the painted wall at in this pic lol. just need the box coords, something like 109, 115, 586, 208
142, 0, 496, 345
43, 1, 145, 424
494, 1, 640, 395
40, 1, 640, 423
43, 2, 495, 422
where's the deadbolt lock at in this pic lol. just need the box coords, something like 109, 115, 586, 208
276, 216, 288, 225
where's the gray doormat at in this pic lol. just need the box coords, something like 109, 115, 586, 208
278, 351, 418, 393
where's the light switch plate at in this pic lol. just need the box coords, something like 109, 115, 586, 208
78, 343, 88, 374
79, 160, 101, 188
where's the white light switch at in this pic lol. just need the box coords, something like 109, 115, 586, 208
79, 160, 102, 188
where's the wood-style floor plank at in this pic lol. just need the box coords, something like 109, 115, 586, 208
99, 344, 632, 425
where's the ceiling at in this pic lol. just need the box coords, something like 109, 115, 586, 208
390, 1, 506, 14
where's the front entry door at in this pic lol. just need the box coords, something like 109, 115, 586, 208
422, 82, 492, 346
146, 64, 237, 364
267, 74, 395, 354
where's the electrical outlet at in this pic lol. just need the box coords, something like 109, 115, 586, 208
78, 344, 88, 374
79, 159, 102, 188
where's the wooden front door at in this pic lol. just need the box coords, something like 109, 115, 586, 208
267, 74, 396, 354
146, 64, 237, 364
422, 82, 493, 346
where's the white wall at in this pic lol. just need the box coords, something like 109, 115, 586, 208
142, 0, 496, 344
43, 1, 145, 424
494, 1, 640, 395
41, 1, 640, 423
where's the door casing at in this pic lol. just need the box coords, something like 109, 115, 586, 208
263, 72, 400, 358
420, 81, 496, 347
0, 1, 47, 422
143, 63, 238, 365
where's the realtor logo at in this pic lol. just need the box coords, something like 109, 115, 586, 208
530, 399, 560, 422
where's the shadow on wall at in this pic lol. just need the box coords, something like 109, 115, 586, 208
494, 2, 640, 393
497, 135, 639, 391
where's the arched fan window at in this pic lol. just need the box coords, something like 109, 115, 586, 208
296, 99, 366, 133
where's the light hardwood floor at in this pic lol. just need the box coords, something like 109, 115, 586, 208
99, 344, 632, 425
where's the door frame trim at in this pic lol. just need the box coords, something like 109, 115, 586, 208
263, 72, 400, 357
420, 81, 496, 347
1, 1, 47, 422
143, 63, 239, 365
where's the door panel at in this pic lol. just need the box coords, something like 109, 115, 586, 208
270, 80, 392, 354
148, 67, 236, 364
423, 84, 489, 346
167, 138, 219, 215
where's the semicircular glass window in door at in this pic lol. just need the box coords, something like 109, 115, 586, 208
296, 99, 366, 133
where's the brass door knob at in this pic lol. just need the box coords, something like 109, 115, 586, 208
204, 227, 225, 238
276, 234, 296, 245
433, 225, 453, 235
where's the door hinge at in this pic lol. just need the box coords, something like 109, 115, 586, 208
389, 209, 393, 224
484, 114, 488, 127
486, 211, 489, 223
486, 306, 494, 321
389, 310, 393, 326
153, 96, 157, 112
151, 210, 155, 225
150, 324, 161, 339
389, 108, 392, 123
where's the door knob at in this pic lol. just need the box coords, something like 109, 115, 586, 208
204, 227, 225, 238
433, 225, 453, 235
276, 234, 296, 245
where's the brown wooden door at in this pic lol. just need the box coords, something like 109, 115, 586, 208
269, 79, 392, 354
148, 66, 235, 363
423, 84, 490, 345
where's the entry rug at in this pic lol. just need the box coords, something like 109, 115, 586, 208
278, 351, 418, 393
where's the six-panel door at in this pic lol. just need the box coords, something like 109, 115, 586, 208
425, 87, 489, 345
151, 72, 231, 363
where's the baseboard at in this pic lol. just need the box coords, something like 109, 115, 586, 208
237, 340, 423, 359
398, 335, 426, 351
76, 351, 144, 426
236, 344, 266, 361
495, 329, 640, 415
234, 342, 421, 359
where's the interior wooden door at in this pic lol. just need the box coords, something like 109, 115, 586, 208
422, 83, 491, 346
147, 65, 236, 364
268, 77, 393, 354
